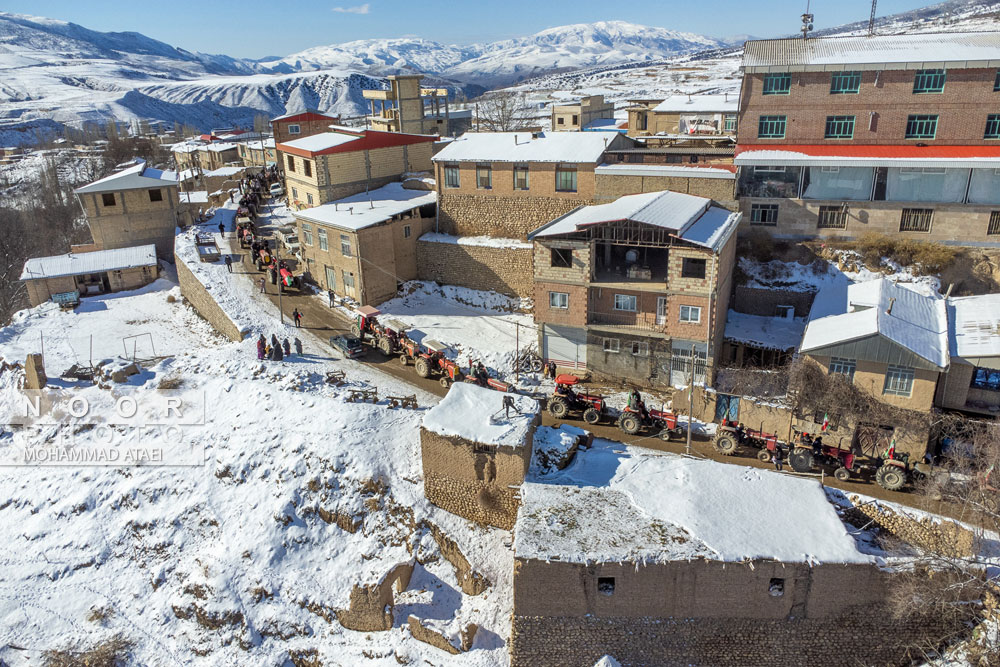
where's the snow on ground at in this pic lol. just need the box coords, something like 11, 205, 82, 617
724, 310, 806, 351
423, 382, 538, 446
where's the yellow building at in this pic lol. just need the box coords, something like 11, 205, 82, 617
363, 74, 472, 137
628, 93, 738, 144
20, 244, 159, 307
551, 95, 615, 132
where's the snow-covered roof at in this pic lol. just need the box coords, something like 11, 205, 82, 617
529, 190, 740, 251
724, 311, 806, 351
21, 245, 157, 281
242, 138, 275, 150
515, 446, 869, 565
171, 142, 204, 154
948, 293, 1000, 361
422, 382, 538, 447
179, 191, 209, 204
280, 131, 361, 153
203, 142, 238, 153
418, 233, 531, 250
735, 145, 1000, 169
743, 31, 1000, 72
74, 160, 180, 194
595, 163, 735, 179
293, 182, 435, 232
203, 166, 244, 177
651, 94, 738, 113
432, 131, 616, 163
800, 278, 949, 368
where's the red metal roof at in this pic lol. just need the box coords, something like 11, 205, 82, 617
735, 144, 1000, 159
271, 111, 341, 124
277, 130, 437, 158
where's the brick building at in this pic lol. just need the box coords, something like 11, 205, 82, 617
363, 74, 472, 137
551, 95, 615, 132
171, 141, 240, 172
277, 127, 436, 209
270, 110, 342, 145
293, 182, 435, 305
237, 137, 276, 168
529, 189, 741, 387
20, 244, 158, 307
735, 31, 1000, 244
627, 93, 738, 144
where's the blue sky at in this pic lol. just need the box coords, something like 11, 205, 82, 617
9, 0, 934, 58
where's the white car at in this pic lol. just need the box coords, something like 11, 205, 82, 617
269, 183, 285, 197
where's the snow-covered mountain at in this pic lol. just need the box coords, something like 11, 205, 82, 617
257, 38, 478, 77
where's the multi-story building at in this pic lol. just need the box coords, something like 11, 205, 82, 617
171, 141, 240, 172
270, 110, 342, 145
363, 74, 472, 137
276, 127, 436, 209
735, 31, 1000, 244
528, 189, 740, 387
551, 95, 615, 132
237, 137, 276, 168
628, 94, 738, 144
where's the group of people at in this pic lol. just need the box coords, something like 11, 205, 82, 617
257, 333, 303, 362
234, 166, 278, 220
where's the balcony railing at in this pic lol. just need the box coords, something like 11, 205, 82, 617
587, 309, 668, 334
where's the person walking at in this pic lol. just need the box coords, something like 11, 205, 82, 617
294, 338, 303, 356
771, 450, 784, 472
224, 255, 233, 273
292, 308, 302, 328
218, 221, 225, 238
270, 342, 283, 361
327, 289, 335, 308
256, 336, 265, 360
282, 338, 291, 357
259, 277, 266, 294
270, 334, 279, 350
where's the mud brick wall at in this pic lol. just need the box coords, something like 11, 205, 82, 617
175, 254, 245, 342
416, 241, 533, 298
438, 193, 587, 239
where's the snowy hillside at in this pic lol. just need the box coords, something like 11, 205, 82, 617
258, 38, 479, 77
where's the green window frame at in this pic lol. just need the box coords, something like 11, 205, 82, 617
762, 73, 791, 95
986, 115, 1000, 139
995, 69, 1000, 92
723, 114, 737, 133
824, 115, 855, 139
758, 115, 786, 138
913, 69, 946, 94
830, 71, 861, 94
905, 114, 938, 139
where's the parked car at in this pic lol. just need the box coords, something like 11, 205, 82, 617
269, 183, 285, 197
330, 334, 365, 359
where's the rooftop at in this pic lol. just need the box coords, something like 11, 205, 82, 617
595, 163, 736, 179
277, 128, 435, 158
651, 94, 738, 114
281, 131, 360, 153
743, 31, 1000, 72
74, 160, 180, 195
422, 382, 538, 447
724, 310, 806, 351
271, 109, 340, 122
948, 293, 1000, 362
21, 245, 157, 281
735, 144, 1000, 168
293, 182, 435, 231
432, 131, 624, 164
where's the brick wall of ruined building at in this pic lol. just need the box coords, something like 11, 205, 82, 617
416, 241, 534, 298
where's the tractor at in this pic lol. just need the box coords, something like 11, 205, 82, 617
350, 306, 408, 357
254, 246, 273, 271
788, 431, 862, 482
618, 403, 683, 440
414, 340, 465, 388
712, 420, 790, 461
464, 358, 517, 393
397, 337, 422, 366
269, 262, 302, 290
547, 374, 607, 425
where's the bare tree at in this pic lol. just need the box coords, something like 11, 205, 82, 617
475, 90, 536, 132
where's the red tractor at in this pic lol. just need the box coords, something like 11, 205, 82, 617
414, 340, 465, 388
712, 420, 788, 460
788, 431, 862, 482
463, 358, 516, 393
350, 307, 410, 357
269, 262, 302, 290
547, 374, 607, 425
616, 391, 683, 440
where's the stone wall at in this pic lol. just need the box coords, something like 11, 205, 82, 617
416, 239, 533, 298
175, 254, 245, 342
594, 172, 737, 207
732, 286, 816, 318
438, 193, 586, 239
335, 561, 413, 632
848, 498, 977, 559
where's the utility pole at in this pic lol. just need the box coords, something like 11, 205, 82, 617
686, 356, 694, 456
514, 321, 520, 383
276, 236, 284, 324
868, 0, 878, 36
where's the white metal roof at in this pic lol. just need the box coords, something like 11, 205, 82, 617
20, 245, 157, 281
203, 142, 238, 153
279, 132, 360, 153
293, 182, 435, 232
651, 94, 738, 114
432, 131, 617, 164
74, 161, 180, 194
742, 31, 1000, 72
948, 293, 1000, 361
595, 163, 735, 180
800, 278, 949, 368
735, 149, 1000, 169
724, 310, 806, 351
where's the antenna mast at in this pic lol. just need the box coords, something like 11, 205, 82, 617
801, 0, 814, 39
868, 0, 878, 36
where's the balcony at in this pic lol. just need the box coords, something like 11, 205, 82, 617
587, 309, 668, 335
362, 90, 393, 101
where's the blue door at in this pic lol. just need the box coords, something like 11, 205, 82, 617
714, 394, 740, 423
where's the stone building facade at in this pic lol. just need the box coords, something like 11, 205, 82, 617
363, 74, 470, 137
416, 237, 533, 298
594, 164, 738, 208
551, 95, 615, 132
628, 93, 738, 140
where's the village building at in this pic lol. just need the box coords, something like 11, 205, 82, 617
627, 93, 739, 145
550, 95, 615, 132
74, 160, 191, 259
938, 293, 1000, 415
420, 382, 540, 530
170, 141, 240, 172
237, 137, 276, 168
270, 110, 342, 145
510, 446, 958, 667
735, 31, 1000, 244
593, 162, 738, 208
528, 189, 740, 387
277, 127, 436, 209
293, 182, 435, 305
20, 244, 158, 307
363, 74, 472, 137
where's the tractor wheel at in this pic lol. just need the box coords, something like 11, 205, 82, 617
398, 354, 409, 366
582, 407, 601, 425
414, 357, 431, 378
548, 396, 569, 419
439, 377, 451, 388
757, 449, 771, 463
659, 428, 675, 442
378, 337, 393, 357
620, 415, 641, 436
833, 467, 851, 482
790, 451, 814, 473
350, 323, 361, 338
876, 463, 906, 491
712, 433, 738, 456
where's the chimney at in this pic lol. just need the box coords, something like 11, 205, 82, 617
886, 297, 896, 315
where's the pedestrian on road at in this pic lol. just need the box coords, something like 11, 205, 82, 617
271, 343, 283, 362
294, 337, 303, 356
225, 255, 233, 273
546, 361, 557, 379
327, 289, 335, 308
256, 336, 265, 360
292, 308, 302, 328
229, 190, 234, 203
771, 450, 783, 472
282, 338, 291, 357
218, 222, 225, 238
502, 394, 517, 418
259, 277, 266, 293
271, 334, 279, 350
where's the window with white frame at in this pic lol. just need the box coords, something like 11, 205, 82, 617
291, 187, 298, 200
476, 163, 492, 189
301, 223, 313, 246
288, 124, 301, 134
613, 294, 637, 311
444, 164, 460, 188
603, 338, 620, 353
884, 365, 915, 397
307, 193, 314, 205
549, 292, 569, 309
679, 305, 701, 323
828, 357, 856, 380
630, 341, 649, 356
318, 228, 328, 251
340, 234, 351, 257
514, 164, 529, 190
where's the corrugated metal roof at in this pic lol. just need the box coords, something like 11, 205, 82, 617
20, 245, 157, 281
652, 94, 738, 114
432, 131, 622, 164
948, 293, 1000, 361
735, 144, 1000, 168
74, 160, 180, 194
293, 182, 435, 231
743, 31, 1000, 71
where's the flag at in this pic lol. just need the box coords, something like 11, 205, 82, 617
886, 438, 896, 460
821, 413, 829, 432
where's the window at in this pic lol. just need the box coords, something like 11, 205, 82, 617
750, 203, 779, 226
899, 208, 933, 233
989, 211, 1000, 236
679, 305, 701, 323
287, 124, 301, 134
884, 365, 915, 397
403, 224, 411, 239
769, 578, 785, 597
549, 292, 569, 309
287, 155, 295, 172
291, 187, 298, 200
630, 341, 649, 356
557, 117, 565, 125
995, 69, 1000, 92
340, 234, 351, 257
572, 114, 579, 125
513, 164, 529, 190
762, 72, 791, 95
905, 114, 938, 139
825, 115, 855, 139
802, 166, 874, 201
597, 577, 615, 595
603, 338, 620, 353
681, 257, 706, 279
758, 115, 786, 138
148, 188, 163, 202
613, 294, 637, 312
556, 164, 577, 192
303, 160, 312, 177
971, 367, 1000, 391
444, 164, 460, 188
775, 305, 795, 319
817, 206, 848, 229
550, 247, 572, 268
724, 114, 737, 133
913, 69, 946, 94
476, 163, 492, 189
829, 357, 856, 380
830, 71, 861, 94
306, 193, 314, 205
301, 223, 313, 246
101, 193, 116, 207
986, 115, 1000, 139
